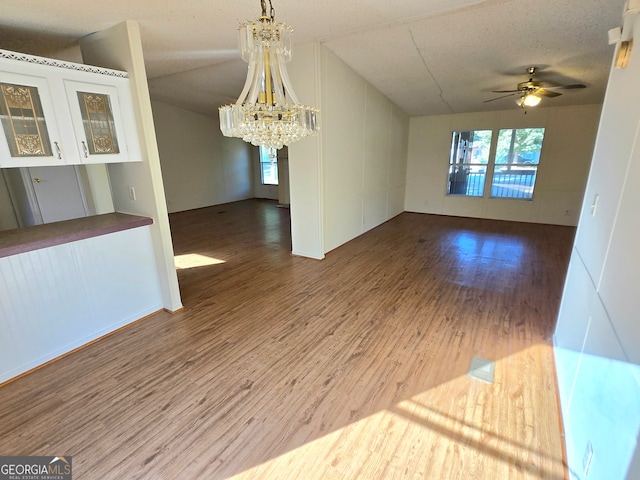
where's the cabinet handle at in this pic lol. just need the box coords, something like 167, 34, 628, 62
54, 142, 62, 160
81, 141, 89, 158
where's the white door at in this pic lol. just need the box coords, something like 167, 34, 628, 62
28, 165, 88, 224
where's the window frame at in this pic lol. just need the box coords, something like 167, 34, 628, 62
446, 127, 545, 201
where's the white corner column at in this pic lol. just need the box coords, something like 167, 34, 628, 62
79, 21, 182, 311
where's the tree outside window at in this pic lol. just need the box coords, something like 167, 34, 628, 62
491, 128, 544, 199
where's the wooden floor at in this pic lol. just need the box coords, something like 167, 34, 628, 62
0, 200, 574, 479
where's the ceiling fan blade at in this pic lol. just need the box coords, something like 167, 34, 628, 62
537, 89, 562, 98
483, 92, 519, 103
491, 89, 521, 93
544, 83, 587, 90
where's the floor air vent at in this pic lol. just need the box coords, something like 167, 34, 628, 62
467, 356, 495, 384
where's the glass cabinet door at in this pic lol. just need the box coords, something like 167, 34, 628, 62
0, 72, 65, 167
76, 91, 120, 155
0, 83, 53, 157
64, 79, 130, 163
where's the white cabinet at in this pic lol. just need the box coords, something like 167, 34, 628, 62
0, 49, 141, 168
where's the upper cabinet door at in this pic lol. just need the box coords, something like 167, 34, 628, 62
0, 71, 67, 167
64, 79, 134, 164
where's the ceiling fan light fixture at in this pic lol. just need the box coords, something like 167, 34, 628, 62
516, 93, 542, 108
219, 0, 319, 150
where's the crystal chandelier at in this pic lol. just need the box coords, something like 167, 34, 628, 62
219, 0, 319, 150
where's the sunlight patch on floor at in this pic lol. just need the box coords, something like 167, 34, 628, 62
228, 347, 564, 480
174, 253, 225, 269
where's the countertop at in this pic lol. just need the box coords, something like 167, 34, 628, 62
0, 213, 153, 258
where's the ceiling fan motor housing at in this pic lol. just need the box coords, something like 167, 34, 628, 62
518, 80, 543, 92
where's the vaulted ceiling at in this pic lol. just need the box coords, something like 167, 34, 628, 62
0, 0, 626, 117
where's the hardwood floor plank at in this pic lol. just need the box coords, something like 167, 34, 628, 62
0, 200, 573, 479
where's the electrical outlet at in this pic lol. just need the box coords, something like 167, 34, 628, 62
128, 186, 136, 201
583, 441, 594, 477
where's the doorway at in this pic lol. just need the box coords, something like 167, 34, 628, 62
2, 165, 89, 228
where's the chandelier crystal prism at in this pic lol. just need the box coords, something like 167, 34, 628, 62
219, 0, 319, 150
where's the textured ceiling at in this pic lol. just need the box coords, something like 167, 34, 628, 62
0, 0, 627, 117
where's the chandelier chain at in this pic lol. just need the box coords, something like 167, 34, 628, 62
260, 0, 275, 20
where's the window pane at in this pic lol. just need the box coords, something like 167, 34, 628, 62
450, 130, 492, 165
491, 128, 544, 199
449, 165, 487, 196
261, 162, 278, 185
447, 130, 492, 196
491, 166, 538, 198
259, 146, 278, 185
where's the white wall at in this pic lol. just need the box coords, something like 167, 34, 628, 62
81, 164, 115, 215
253, 146, 275, 200
554, 10, 640, 480
288, 43, 409, 257
405, 105, 601, 226
151, 100, 252, 213
252, 146, 290, 202
321, 48, 409, 252
287, 43, 324, 259
278, 156, 291, 206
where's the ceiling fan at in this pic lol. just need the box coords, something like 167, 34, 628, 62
484, 67, 586, 107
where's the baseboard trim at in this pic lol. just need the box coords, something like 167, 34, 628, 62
0, 308, 164, 388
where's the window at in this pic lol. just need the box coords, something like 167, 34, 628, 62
259, 146, 278, 185
448, 130, 492, 197
447, 127, 545, 200
491, 128, 544, 199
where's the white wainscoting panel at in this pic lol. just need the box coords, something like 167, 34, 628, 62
0, 225, 163, 383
